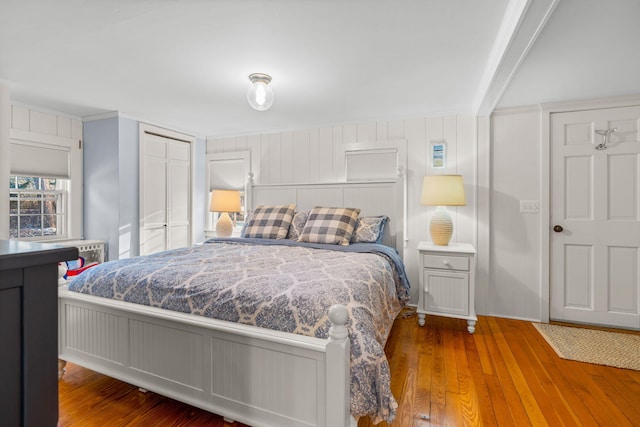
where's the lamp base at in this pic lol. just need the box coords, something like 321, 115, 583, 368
430, 206, 453, 245
216, 212, 234, 238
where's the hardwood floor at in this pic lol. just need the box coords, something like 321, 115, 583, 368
58, 310, 640, 426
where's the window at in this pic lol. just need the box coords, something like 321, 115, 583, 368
9, 176, 66, 239
205, 150, 250, 234
8, 111, 83, 240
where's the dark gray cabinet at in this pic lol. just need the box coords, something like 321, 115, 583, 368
0, 240, 77, 427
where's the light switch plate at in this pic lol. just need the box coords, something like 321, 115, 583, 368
520, 200, 540, 214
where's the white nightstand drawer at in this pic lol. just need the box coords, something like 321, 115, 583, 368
423, 254, 469, 271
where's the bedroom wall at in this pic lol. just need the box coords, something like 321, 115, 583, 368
206, 114, 478, 306
490, 107, 542, 321
84, 117, 121, 259
489, 95, 640, 322
117, 117, 140, 259
84, 115, 206, 260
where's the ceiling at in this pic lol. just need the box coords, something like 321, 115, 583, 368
498, 0, 640, 109
1, 0, 638, 137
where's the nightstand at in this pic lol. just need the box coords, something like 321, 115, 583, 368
416, 241, 477, 334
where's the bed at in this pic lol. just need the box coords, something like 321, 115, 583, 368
58, 177, 408, 426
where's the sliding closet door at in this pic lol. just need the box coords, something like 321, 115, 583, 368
140, 125, 192, 256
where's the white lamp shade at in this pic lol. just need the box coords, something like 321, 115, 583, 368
421, 175, 466, 206
210, 190, 241, 213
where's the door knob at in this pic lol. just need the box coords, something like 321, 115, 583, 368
553, 225, 563, 233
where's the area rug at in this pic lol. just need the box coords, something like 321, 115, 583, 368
533, 323, 640, 371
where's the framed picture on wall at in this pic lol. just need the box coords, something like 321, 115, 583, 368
431, 141, 446, 169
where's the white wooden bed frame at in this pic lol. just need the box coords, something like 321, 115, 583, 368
58, 173, 407, 427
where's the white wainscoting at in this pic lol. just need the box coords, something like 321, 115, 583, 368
207, 115, 477, 306
11, 105, 82, 141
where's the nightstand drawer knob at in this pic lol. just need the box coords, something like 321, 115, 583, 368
443, 260, 451, 267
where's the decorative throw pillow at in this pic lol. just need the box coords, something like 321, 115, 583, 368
286, 210, 309, 240
298, 206, 360, 246
242, 204, 296, 239
351, 216, 389, 244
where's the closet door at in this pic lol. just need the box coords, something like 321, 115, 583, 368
141, 134, 168, 255
167, 141, 191, 249
140, 126, 192, 256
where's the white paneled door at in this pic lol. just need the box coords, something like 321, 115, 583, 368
140, 128, 192, 256
551, 106, 640, 329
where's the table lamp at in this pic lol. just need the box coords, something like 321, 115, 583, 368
421, 175, 466, 245
210, 189, 242, 237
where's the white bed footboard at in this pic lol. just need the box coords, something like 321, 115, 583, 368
58, 286, 351, 427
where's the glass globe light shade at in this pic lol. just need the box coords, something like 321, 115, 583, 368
247, 73, 274, 111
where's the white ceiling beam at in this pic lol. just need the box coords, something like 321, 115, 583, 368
473, 0, 560, 116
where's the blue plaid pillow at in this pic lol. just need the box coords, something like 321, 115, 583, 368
298, 207, 360, 246
242, 204, 296, 239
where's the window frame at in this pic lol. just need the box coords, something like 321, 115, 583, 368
9, 176, 67, 240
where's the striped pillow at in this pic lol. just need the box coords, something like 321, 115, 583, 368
242, 204, 296, 239
298, 207, 361, 246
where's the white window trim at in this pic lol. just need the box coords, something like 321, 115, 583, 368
9, 128, 83, 240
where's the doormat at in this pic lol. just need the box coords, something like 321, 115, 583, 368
533, 323, 640, 371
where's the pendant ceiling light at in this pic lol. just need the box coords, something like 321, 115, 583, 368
247, 73, 274, 111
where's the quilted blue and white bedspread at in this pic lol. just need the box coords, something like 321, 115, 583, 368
67, 238, 411, 423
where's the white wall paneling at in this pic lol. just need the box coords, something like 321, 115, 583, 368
207, 114, 477, 306
10, 105, 82, 140
491, 107, 542, 321
6, 103, 84, 240
475, 116, 491, 316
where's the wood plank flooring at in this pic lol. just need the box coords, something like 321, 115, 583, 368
58, 310, 640, 426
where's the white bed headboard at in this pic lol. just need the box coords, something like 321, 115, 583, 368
246, 171, 408, 259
